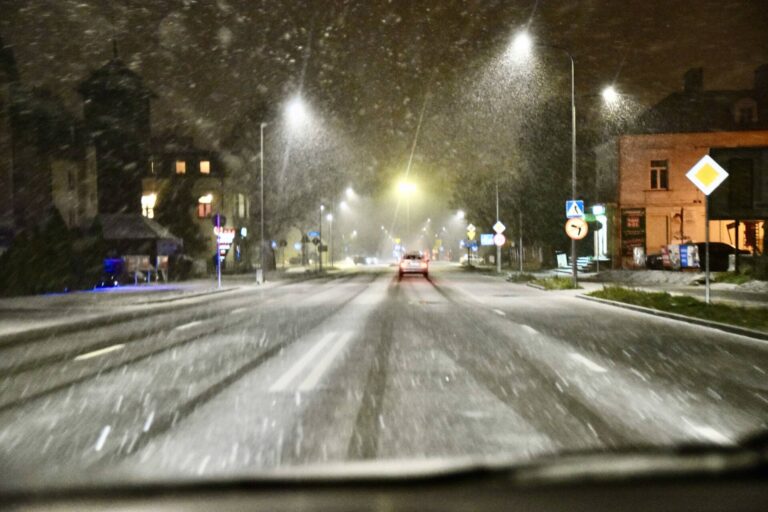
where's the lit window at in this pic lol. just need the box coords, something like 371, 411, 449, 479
650, 160, 668, 190
200, 160, 211, 174
175, 160, 186, 174
198, 193, 213, 218
141, 193, 157, 219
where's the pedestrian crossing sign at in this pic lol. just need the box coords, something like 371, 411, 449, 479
565, 200, 585, 218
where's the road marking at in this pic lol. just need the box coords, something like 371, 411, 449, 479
686, 423, 732, 445
94, 425, 111, 451
492, 309, 506, 316
269, 332, 337, 392
569, 353, 608, 373
74, 344, 125, 361
299, 332, 354, 391
174, 320, 203, 331
521, 324, 538, 334
230, 307, 248, 315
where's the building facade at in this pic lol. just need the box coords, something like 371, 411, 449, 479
78, 54, 153, 215
615, 130, 768, 267
142, 133, 252, 270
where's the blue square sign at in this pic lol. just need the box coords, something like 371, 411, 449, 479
565, 200, 585, 218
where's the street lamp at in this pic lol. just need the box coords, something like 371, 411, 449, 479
260, 122, 267, 283
285, 96, 309, 130
326, 212, 334, 268
319, 204, 324, 272
510, 30, 579, 285
601, 85, 619, 105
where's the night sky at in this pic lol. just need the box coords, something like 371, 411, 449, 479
2, 0, 767, 172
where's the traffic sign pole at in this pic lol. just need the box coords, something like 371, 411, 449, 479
705, 195, 710, 304
686, 155, 729, 305
216, 213, 222, 289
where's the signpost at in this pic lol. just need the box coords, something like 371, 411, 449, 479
565, 200, 585, 283
493, 220, 505, 274
466, 224, 476, 264
686, 155, 729, 304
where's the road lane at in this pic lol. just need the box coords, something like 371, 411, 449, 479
0, 273, 379, 483
0, 265, 766, 490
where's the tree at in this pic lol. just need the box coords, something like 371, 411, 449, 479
155, 178, 208, 257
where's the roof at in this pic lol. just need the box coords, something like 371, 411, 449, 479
99, 214, 181, 242
78, 59, 155, 99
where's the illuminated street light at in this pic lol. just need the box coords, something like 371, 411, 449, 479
456, 210, 465, 220
285, 96, 309, 129
602, 85, 619, 105
339, 200, 349, 210
507, 29, 578, 284
509, 31, 533, 60
326, 213, 333, 222
345, 187, 355, 198
398, 181, 416, 195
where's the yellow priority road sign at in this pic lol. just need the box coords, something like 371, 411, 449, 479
686, 155, 728, 196
565, 218, 589, 240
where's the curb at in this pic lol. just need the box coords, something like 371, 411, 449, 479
578, 295, 768, 343
526, 283, 547, 291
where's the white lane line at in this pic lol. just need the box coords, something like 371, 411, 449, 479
492, 309, 506, 316
521, 324, 538, 334
269, 332, 337, 392
74, 344, 125, 361
686, 423, 733, 445
230, 307, 248, 315
299, 332, 354, 391
569, 353, 608, 373
94, 425, 111, 451
174, 320, 203, 331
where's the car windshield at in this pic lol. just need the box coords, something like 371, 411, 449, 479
1, 0, 767, 493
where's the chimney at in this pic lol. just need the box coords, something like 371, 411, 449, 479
683, 67, 703, 94
755, 63, 768, 97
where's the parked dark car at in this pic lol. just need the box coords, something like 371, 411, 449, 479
695, 242, 750, 272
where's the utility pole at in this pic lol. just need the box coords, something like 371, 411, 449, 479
519, 210, 523, 273
259, 122, 266, 283
570, 54, 578, 286
319, 204, 324, 272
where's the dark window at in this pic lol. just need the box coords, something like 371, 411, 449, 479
650, 160, 669, 190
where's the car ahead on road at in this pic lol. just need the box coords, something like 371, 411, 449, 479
399, 251, 429, 278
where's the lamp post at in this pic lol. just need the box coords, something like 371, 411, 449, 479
259, 122, 266, 283
319, 204, 324, 272
327, 212, 334, 268
511, 32, 578, 285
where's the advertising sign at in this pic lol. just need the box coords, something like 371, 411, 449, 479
620, 208, 646, 258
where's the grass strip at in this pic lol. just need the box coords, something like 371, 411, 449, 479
531, 276, 580, 290
588, 286, 768, 332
